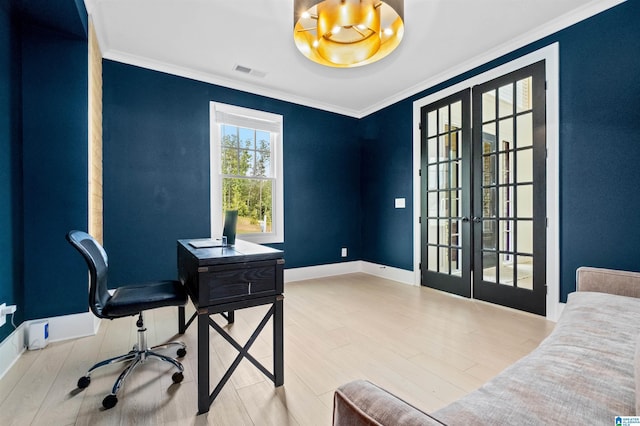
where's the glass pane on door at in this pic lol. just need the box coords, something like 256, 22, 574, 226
480, 76, 535, 289
425, 100, 464, 277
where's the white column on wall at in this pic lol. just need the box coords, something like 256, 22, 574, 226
87, 18, 103, 334
88, 18, 103, 244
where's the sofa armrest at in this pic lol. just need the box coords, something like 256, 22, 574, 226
576, 266, 640, 298
333, 380, 445, 426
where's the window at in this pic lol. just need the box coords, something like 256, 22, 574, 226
210, 102, 284, 244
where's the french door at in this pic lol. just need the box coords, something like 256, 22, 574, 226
420, 89, 472, 298
420, 61, 546, 315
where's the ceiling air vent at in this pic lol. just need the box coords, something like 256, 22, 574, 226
233, 64, 266, 78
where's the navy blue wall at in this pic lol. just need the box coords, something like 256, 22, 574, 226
15, 0, 87, 39
360, 102, 413, 271
21, 22, 88, 319
558, 1, 640, 301
0, 1, 88, 344
361, 0, 640, 302
284, 105, 361, 268
102, 61, 361, 285
0, 0, 24, 342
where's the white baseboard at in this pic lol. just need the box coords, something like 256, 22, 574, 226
359, 261, 416, 285
284, 261, 362, 282
46, 311, 99, 343
0, 310, 98, 380
284, 260, 414, 285
0, 323, 26, 380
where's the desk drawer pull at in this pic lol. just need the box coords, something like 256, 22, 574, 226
248, 282, 252, 295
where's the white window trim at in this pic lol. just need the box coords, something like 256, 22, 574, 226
210, 102, 284, 244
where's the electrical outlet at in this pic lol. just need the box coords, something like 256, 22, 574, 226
0, 303, 5, 327
341, 247, 347, 257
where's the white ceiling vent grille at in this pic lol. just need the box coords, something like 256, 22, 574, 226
233, 64, 267, 78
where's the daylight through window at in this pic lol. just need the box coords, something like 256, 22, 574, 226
210, 103, 283, 244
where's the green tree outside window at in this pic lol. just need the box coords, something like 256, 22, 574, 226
221, 125, 273, 234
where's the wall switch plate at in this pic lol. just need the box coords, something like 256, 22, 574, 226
395, 198, 406, 208
341, 248, 347, 257
0, 303, 6, 327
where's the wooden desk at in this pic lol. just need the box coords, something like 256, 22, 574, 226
177, 239, 284, 414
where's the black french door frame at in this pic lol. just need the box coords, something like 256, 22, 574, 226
420, 89, 472, 298
421, 61, 547, 316
472, 60, 547, 315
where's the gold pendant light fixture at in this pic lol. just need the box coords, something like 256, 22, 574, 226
293, 0, 404, 68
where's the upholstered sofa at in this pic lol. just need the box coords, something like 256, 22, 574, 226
333, 267, 640, 425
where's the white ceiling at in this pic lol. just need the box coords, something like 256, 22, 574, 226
85, 0, 624, 118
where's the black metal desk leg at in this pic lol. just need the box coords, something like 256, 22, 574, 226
274, 296, 284, 386
221, 310, 235, 323
197, 310, 210, 414
178, 306, 186, 334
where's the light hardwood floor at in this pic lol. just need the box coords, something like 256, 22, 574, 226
0, 273, 555, 425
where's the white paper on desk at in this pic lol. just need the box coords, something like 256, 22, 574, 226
189, 238, 225, 248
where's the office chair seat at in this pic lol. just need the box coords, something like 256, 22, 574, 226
66, 230, 188, 410
104, 280, 186, 317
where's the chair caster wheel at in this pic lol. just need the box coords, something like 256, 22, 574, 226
172, 372, 184, 383
177, 347, 186, 358
102, 394, 118, 409
77, 376, 91, 389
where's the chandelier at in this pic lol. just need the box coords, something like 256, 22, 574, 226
293, 0, 404, 68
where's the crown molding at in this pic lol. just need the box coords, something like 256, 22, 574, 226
101, 49, 363, 118
358, 0, 626, 117
97, 0, 624, 119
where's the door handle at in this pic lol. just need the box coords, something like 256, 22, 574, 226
472, 217, 481, 223
462, 216, 470, 222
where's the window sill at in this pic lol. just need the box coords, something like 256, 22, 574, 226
236, 233, 283, 245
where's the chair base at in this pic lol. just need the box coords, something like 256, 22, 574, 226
77, 313, 186, 409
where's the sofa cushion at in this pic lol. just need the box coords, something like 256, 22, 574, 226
434, 291, 640, 425
333, 380, 445, 426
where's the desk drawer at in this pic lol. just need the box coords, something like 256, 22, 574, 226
201, 262, 277, 304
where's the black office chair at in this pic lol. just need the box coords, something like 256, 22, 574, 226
67, 230, 188, 409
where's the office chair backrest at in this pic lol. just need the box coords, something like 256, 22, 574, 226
66, 230, 111, 319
